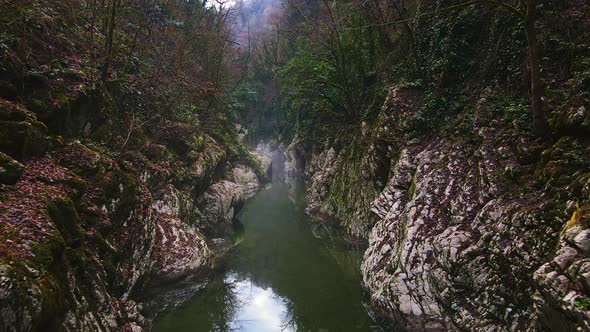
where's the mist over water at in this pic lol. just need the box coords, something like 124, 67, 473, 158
230, 0, 284, 48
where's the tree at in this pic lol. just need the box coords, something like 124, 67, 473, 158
473, 0, 546, 135
102, 0, 122, 81
524, 0, 547, 136
480, 0, 546, 135
365, 0, 548, 135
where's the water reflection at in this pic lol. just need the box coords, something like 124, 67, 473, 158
225, 273, 295, 332
153, 183, 375, 331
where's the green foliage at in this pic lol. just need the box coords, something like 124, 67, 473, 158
277, 53, 346, 141
242, 0, 541, 144
572, 57, 590, 93
414, 2, 475, 86
574, 296, 590, 309
229, 80, 259, 121
409, 93, 450, 135
238, 0, 385, 144
396, 79, 423, 90
487, 95, 532, 134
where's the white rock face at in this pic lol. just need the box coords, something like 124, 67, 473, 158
151, 184, 212, 283
202, 164, 261, 235
306, 147, 339, 214
533, 226, 590, 331
284, 137, 306, 184
255, 142, 273, 179
361, 139, 547, 331
229, 164, 261, 199
301, 87, 590, 331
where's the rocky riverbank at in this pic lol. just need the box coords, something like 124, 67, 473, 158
286, 87, 590, 331
0, 97, 269, 331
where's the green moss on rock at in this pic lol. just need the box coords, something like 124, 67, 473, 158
30, 234, 66, 269
536, 137, 590, 202
0, 104, 49, 159
47, 197, 84, 247
0, 152, 24, 184
102, 170, 139, 228
408, 167, 419, 199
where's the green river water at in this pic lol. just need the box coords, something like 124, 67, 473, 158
152, 182, 376, 331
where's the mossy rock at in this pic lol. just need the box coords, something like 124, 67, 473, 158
90, 122, 113, 143
34, 273, 67, 331
153, 122, 199, 156
47, 197, 85, 247
63, 176, 88, 199
30, 233, 66, 269
0, 263, 65, 332
141, 143, 171, 162
54, 141, 102, 177
0, 104, 29, 121
5, 232, 69, 331
537, 137, 588, 186
0, 151, 24, 184
26, 98, 55, 122
101, 170, 139, 228
0, 104, 48, 159
408, 167, 419, 199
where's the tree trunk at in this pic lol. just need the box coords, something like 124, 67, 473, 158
102, 0, 119, 82
525, 0, 547, 136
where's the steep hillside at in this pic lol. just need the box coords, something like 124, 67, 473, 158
270, 0, 590, 330
0, 87, 266, 331
288, 85, 590, 330
0, 1, 269, 330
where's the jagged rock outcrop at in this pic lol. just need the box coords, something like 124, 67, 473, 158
0, 99, 266, 331
301, 136, 390, 237
362, 139, 553, 330
284, 137, 306, 184
300, 87, 590, 331
202, 164, 261, 236
533, 226, 590, 331
151, 184, 212, 285
255, 143, 273, 179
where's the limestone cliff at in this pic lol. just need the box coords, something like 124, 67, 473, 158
295, 87, 590, 331
0, 98, 265, 331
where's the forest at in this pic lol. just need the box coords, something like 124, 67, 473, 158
1, 0, 589, 331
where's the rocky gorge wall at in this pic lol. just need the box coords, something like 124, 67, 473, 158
289, 87, 590, 331
0, 99, 267, 331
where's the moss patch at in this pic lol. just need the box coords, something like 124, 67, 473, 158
0, 151, 24, 184
47, 197, 84, 247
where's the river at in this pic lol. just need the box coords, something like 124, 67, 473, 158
152, 182, 377, 331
